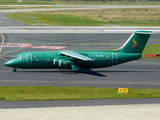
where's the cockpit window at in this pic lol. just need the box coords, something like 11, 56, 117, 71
14, 56, 23, 60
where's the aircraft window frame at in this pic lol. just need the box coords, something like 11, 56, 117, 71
15, 56, 23, 60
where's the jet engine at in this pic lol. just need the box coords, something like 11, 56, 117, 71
53, 58, 60, 66
58, 59, 72, 68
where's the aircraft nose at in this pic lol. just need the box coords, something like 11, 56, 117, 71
4, 60, 16, 67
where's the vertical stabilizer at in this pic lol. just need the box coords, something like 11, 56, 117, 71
116, 31, 153, 53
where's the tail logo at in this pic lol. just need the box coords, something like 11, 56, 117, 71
131, 39, 137, 48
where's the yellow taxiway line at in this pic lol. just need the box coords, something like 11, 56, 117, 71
0, 33, 4, 53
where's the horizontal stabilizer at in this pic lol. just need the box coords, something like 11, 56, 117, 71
135, 31, 153, 34
60, 51, 93, 61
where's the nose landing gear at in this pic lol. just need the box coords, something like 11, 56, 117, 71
13, 68, 17, 72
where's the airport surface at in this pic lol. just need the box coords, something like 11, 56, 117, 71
1, 104, 160, 120
0, 5, 160, 120
0, 5, 160, 13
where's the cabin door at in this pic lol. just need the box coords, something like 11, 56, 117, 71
26, 53, 32, 64
112, 53, 117, 64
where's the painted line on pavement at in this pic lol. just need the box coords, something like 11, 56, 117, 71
0, 57, 8, 61
0, 33, 4, 53
0, 71, 11, 72
3, 43, 122, 45
0, 48, 25, 58
0, 79, 160, 85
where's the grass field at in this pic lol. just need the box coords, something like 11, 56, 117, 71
0, 86, 160, 101
0, 0, 160, 5
6, 8, 160, 26
0, 0, 58, 5
6, 12, 109, 26
143, 44, 160, 58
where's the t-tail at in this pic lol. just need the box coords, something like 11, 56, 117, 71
116, 31, 153, 53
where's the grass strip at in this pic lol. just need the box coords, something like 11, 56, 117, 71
0, 1, 160, 5
0, 86, 160, 101
6, 12, 108, 26
142, 44, 160, 58
6, 8, 160, 26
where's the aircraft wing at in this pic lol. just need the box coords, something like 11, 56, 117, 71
60, 51, 93, 61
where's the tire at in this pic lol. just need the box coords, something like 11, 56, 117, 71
13, 68, 17, 72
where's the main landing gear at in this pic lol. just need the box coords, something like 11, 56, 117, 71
74, 70, 80, 73
71, 64, 80, 73
13, 68, 17, 72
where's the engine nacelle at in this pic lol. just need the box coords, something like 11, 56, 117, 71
53, 58, 60, 66
58, 59, 72, 68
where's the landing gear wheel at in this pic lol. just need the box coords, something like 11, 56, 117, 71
13, 68, 17, 72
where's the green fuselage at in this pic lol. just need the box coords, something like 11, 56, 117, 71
9, 51, 141, 69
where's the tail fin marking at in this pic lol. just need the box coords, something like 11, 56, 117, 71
116, 31, 153, 53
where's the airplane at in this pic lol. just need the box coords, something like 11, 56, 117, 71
4, 31, 153, 72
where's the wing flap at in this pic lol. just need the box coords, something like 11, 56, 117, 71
60, 51, 93, 61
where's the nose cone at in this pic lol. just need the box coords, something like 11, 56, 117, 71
4, 60, 16, 67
